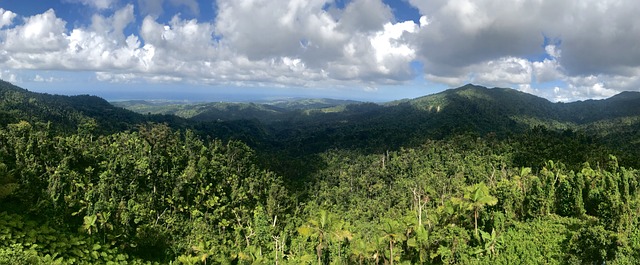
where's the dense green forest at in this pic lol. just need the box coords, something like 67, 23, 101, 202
2, 80, 640, 264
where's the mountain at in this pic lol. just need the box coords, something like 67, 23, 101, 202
0, 80, 279, 148
402, 84, 557, 117
0, 80, 147, 133
115, 84, 640, 139
113, 100, 288, 121
265, 98, 362, 110
112, 98, 362, 122
5, 81, 640, 264
390, 84, 640, 129
5, 80, 640, 158
86, 82, 640, 156
558, 91, 640, 123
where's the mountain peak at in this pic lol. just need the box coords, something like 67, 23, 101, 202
607, 91, 640, 101
459, 83, 487, 89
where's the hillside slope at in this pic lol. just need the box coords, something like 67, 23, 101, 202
5, 80, 640, 158
104, 83, 640, 156
0, 80, 146, 133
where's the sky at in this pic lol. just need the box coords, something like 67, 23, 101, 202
0, 0, 639, 102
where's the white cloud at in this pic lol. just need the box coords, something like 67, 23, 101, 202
409, 0, 547, 70
96, 72, 139, 83
369, 21, 417, 75
549, 75, 619, 102
33, 74, 62, 83
421, 56, 535, 89
120, 0, 417, 86
540, 74, 638, 102
474, 57, 533, 87
0, 9, 17, 28
64, 0, 118, 10
0, 70, 18, 83
2, 9, 68, 53
1, 5, 147, 72
533, 59, 563, 83
406, 0, 640, 100
545, 45, 561, 59
338, 0, 392, 32
1, 0, 639, 102
425, 73, 469, 87
517, 83, 537, 95
90, 4, 136, 42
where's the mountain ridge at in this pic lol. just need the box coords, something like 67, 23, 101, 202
3, 80, 640, 156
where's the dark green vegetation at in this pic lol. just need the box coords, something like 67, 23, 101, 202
2, 79, 640, 264
112, 98, 360, 123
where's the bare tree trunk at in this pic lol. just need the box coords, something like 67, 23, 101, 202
418, 197, 423, 227
273, 236, 279, 265
474, 209, 478, 236
317, 243, 322, 265
390, 240, 394, 265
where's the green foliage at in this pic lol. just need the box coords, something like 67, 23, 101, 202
0, 244, 58, 265
0, 162, 17, 200
460, 182, 498, 236
479, 215, 579, 264
2, 82, 640, 264
0, 212, 150, 264
569, 225, 619, 264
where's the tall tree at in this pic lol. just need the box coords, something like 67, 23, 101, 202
459, 182, 498, 236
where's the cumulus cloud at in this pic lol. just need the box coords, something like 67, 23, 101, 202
473, 57, 533, 87
556, 1, 640, 76
0, 0, 419, 89
0, 9, 17, 28
409, 0, 549, 70
549, 76, 619, 102
369, 21, 417, 76
1, 5, 149, 71
2, 9, 68, 53
1, 0, 639, 102
64, 0, 118, 10
533, 59, 563, 83
216, 0, 418, 85
406, 0, 640, 100
0, 70, 18, 83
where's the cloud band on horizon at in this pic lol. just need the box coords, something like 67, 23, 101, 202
0, 0, 639, 102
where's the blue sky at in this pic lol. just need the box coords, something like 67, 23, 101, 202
0, 0, 639, 102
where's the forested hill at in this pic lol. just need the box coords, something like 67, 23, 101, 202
116, 83, 640, 128
397, 83, 640, 125
0, 81, 237, 138
112, 98, 362, 122
0, 80, 146, 133
4, 79, 640, 155
4, 80, 640, 264
114, 83, 640, 140
5, 79, 640, 158
257, 84, 640, 156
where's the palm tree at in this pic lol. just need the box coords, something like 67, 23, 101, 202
298, 210, 328, 265
350, 234, 373, 265
462, 182, 498, 236
379, 218, 407, 265
298, 209, 352, 265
